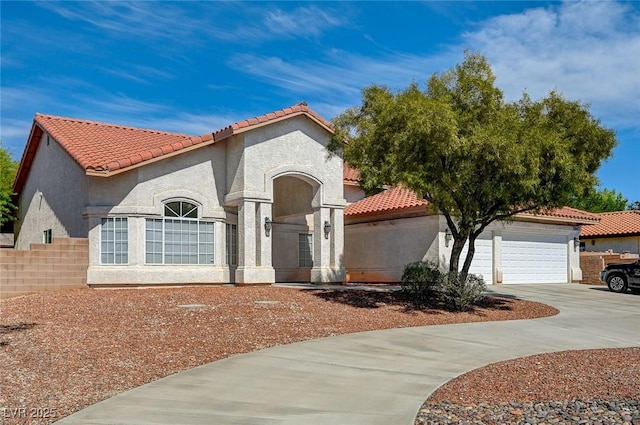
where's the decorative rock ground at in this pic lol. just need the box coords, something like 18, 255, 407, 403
416, 398, 640, 425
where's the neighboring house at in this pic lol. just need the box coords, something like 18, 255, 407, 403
580, 211, 640, 254
13, 102, 597, 286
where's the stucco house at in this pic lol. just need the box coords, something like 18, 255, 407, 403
13, 102, 596, 286
580, 211, 640, 254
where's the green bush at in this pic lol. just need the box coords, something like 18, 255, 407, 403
441, 272, 487, 312
401, 261, 444, 305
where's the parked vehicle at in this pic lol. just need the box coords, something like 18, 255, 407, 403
599, 260, 640, 293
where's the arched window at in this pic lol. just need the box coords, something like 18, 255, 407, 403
145, 200, 214, 264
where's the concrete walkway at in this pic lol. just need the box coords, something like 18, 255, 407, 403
56, 285, 640, 425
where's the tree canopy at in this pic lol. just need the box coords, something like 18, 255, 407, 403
0, 141, 19, 226
329, 52, 618, 279
569, 187, 629, 213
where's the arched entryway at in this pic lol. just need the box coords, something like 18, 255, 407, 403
271, 175, 317, 282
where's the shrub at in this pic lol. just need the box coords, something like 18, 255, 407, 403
440, 272, 487, 312
401, 261, 444, 305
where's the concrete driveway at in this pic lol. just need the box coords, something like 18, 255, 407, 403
56, 284, 639, 425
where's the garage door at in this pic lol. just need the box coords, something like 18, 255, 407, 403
460, 237, 493, 283
502, 233, 568, 284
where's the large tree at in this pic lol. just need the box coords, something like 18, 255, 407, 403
0, 141, 19, 226
569, 187, 628, 213
329, 52, 617, 280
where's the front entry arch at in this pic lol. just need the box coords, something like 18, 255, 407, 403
272, 175, 316, 282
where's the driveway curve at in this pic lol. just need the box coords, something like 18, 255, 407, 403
56, 284, 640, 425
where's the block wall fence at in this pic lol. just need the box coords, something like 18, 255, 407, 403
0, 238, 89, 300
579, 251, 640, 285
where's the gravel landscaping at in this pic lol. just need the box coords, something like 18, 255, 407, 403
418, 347, 640, 425
0, 285, 635, 425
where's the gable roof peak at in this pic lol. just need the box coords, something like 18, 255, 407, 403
14, 103, 334, 194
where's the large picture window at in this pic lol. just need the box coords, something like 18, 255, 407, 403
101, 218, 128, 264
298, 233, 313, 267
146, 201, 214, 265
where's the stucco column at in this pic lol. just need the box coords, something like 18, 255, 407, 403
311, 207, 344, 283
236, 200, 275, 285
237, 200, 256, 268
256, 202, 273, 267
493, 231, 502, 285
331, 208, 346, 274
214, 221, 225, 267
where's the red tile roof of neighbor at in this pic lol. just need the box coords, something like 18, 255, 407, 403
345, 187, 600, 224
14, 102, 334, 193
580, 211, 640, 237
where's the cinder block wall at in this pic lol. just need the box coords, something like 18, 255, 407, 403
0, 238, 89, 299
580, 251, 640, 285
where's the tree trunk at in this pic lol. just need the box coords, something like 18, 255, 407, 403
449, 235, 467, 275
448, 232, 477, 284
460, 234, 478, 283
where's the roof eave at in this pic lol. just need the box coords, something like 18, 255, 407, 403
12, 120, 44, 195
514, 213, 599, 226
345, 205, 432, 223
580, 232, 640, 239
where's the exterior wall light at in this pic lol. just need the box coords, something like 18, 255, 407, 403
264, 217, 272, 237
324, 220, 331, 239
574, 236, 580, 251
445, 228, 452, 247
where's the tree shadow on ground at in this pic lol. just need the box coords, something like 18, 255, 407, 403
307, 289, 514, 314
0, 322, 37, 347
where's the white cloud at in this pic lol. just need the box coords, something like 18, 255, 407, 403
462, 1, 640, 129
38, 1, 202, 42
264, 6, 346, 38
227, 50, 454, 107
37, 2, 347, 46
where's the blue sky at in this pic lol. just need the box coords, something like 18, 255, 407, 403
2, 1, 639, 202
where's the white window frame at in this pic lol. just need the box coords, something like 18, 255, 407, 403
298, 233, 313, 268
145, 200, 214, 265
226, 223, 238, 266
101, 217, 128, 265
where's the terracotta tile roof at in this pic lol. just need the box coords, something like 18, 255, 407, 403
34, 114, 200, 173
14, 102, 333, 194
345, 186, 429, 216
343, 164, 360, 183
345, 186, 599, 225
580, 211, 640, 237
520, 206, 600, 223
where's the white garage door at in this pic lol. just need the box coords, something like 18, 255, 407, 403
460, 237, 493, 283
502, 233, 568, 284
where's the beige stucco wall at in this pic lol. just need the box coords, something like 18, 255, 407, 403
85, 142, 228, 285
345, 214, 582, 284
344, 184, 366, 204
224, 116, 346, 284
582, 236, 640, 255
345, 215, 440, 282
225, 117, 344, 208
15, 133, 88, 250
